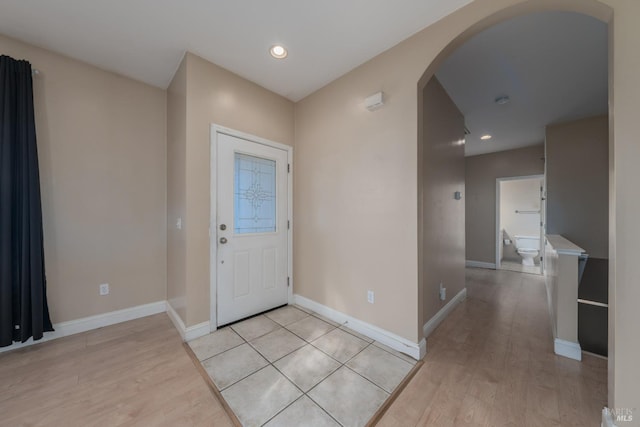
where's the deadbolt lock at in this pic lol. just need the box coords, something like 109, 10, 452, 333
220, 224, 226, 231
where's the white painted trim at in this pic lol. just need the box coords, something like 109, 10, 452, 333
602, 408, 617, 427
418, 338, 427, 359
554, 338, 582, 361
210, 124, 294, 331
184, 322, 210, 341
164, 302, 211, 342
544, 271, 557, 338
423, 288, 467, 338
578, 299, 609, 308
496, 178, 501, 269
0, 301, 166, 354
465, 260, 496, 269
287, 147, 294, 306
294, 294, 423, 360
166, 301, 186, 338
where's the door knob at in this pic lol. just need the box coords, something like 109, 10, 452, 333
219, 237, 228, 244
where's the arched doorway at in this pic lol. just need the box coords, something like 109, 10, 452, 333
413, 1, 628, 424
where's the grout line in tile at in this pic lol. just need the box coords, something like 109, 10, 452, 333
338, 325, 374, 343
342, 362, 391, 396
304, 393, 346, 427
337, 341, 400, 393
370, 341, 418, 365
197, 340, 246, 364
309, 312, 346, 328
258, 396, 299, 427
230, 323, 283, 343
282, 322, 339, 344
308, 336, 371, 365
248, 335, 307, 365
219, 363, 271, 393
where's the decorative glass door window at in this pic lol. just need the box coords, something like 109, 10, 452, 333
234, 153, 277, 234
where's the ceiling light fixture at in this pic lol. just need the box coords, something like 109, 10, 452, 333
269, 45, 288, 59
480, 134, 492, 140
494, 95, 510, 105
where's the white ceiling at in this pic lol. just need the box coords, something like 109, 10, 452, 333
0, 0, 471, 101
435, 11, 608, 157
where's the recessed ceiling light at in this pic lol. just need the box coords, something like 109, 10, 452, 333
480, 134, 492, 140
495, 95, 510, 105
269, 45, 288, 59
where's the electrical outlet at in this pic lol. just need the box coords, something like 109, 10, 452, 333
367, 290, 375, 304
439, 282, 446, 301
99, 283, 109, 296
176, 217, 182, 230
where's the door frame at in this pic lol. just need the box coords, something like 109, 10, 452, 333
209, 124, 293, 331
495, 174, 545, 270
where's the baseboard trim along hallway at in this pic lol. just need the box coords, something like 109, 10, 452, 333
0, 300, 167, 354
554, 337, 582, 361
166, 302, 211, 341
465, 260, 496, 269
294, 294, 426, 360
423, 288, 467, 340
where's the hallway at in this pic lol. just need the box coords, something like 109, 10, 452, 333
379, 268, 607, 427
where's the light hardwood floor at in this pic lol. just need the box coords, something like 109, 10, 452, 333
0, 313, 234, 426
379, 268, 607, 427
1, 267, 606, 426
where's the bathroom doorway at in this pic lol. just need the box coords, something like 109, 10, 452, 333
496, 175, 544, 274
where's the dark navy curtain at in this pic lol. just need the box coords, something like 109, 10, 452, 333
0, 55, 53, 347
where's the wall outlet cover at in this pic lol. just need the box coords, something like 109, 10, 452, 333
367, 290, 375, 304
99, 283, 110, 296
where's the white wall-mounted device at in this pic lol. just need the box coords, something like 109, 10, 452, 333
365, 91, 385, 111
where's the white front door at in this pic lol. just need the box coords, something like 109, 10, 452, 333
216, 132, 289, 326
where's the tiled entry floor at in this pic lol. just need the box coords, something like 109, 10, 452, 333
188, 305, 417, 427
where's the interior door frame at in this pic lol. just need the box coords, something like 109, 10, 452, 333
495, 174, 545, 270
209, 124, 293, 332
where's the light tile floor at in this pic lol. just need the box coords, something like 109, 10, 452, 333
188, 305, 417, 427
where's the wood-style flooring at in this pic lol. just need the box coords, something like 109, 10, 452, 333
0, 267, 607, 426
379, 268, 607, 427
0, 314, 234, 426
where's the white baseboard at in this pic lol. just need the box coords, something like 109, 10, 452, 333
423, 288, 467, 338
554, 338, 582, 361
293, 294, 424, 360
466, 260, 496, 269
602, 408, 617, 427
0, 300, 167, 354
166, 302, 210, 342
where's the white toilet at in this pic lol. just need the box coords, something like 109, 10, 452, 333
514, 235, 540, 266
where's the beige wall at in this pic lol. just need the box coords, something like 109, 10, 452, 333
5, 0, 639, 413
419, 78, 466, 331
167, 52, 294, 326
293, 33, 423, 342
606, 0, 640, 411
546, 115, 608, 259
166, 56, 188, 321
465, 145, 544, 264
0, 34, 167, 323
293, 0, 639, 413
